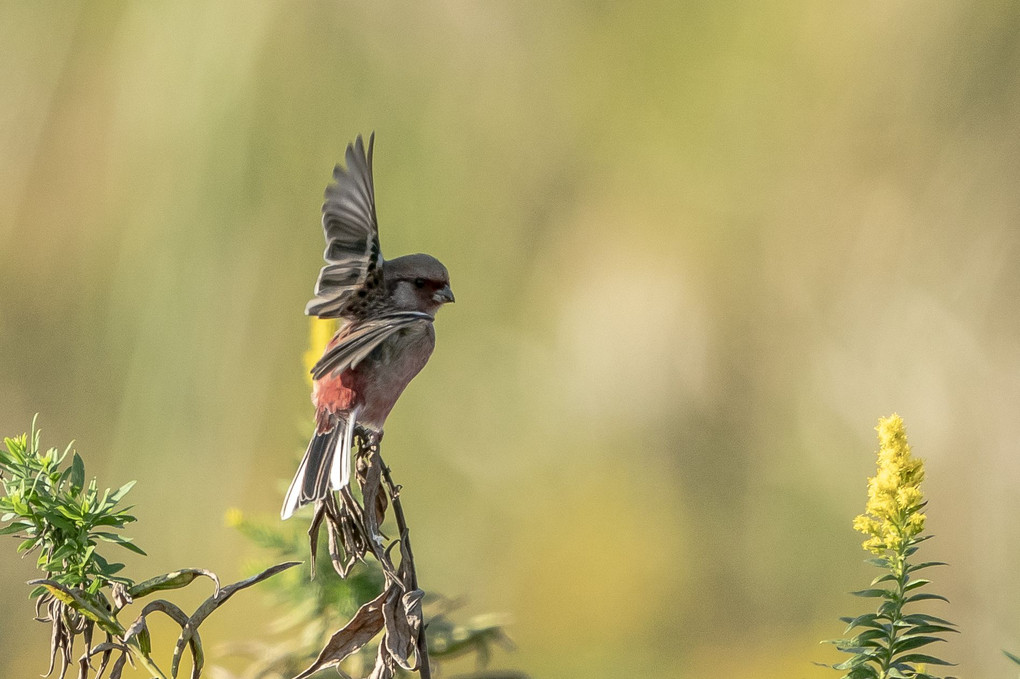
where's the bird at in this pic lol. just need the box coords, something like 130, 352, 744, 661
281, 134, 454, 520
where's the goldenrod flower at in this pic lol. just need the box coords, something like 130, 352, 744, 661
853, 413, 926, 554
302, 317, 339, 386
224, 507, 244, 528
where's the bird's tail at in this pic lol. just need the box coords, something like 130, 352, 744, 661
280, 407, 359, 520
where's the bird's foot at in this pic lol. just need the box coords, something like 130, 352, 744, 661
355, 425, 383, 452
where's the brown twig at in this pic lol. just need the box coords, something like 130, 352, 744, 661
378, 456, 433, 679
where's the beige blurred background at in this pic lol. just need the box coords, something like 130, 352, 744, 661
2, 2, 1019, 677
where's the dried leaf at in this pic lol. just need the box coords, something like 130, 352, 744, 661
76, 620, 94, 679
367, 639, 396, 679
80, 641, 128, 679
171, 562, 298, 679
293, 590, 388, 679
307, 501, 326, 579
359, 451, 384, 545
110, 582, 133, 610
107, 651, 128, 679
382, 586, 422, 670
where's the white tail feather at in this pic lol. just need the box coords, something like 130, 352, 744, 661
330, 405, 360, 490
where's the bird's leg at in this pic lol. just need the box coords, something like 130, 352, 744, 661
354, 425, 383, 452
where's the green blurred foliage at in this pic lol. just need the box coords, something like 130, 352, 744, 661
2, 2, 1020, 678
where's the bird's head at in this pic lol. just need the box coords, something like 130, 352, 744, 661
384, 253, 455, 316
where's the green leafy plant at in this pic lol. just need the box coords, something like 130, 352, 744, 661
0, 418, 297, 679
0, 417, 141, 594
822, 414, 957, 679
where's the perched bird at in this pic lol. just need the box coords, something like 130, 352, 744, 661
281, 134, 454, 520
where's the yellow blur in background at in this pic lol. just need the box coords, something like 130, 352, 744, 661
2, 2, 1019, 678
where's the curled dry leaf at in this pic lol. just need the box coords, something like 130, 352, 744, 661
293, 590, 388, 679
367, 639, 396, 679
382, 586, 425, 670
111, 583, 133, 611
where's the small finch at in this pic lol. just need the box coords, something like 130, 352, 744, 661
281, 134, 454, 520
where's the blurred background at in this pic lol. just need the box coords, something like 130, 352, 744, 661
2, 2, 1019, 677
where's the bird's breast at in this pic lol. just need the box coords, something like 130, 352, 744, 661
313, 321, 436, 431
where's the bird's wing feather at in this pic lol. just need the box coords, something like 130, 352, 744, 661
311, 311, 433, 380
306, 133, 386, 318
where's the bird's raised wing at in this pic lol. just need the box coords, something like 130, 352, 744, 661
305, 133, 385, 319
311, 311, 433, 380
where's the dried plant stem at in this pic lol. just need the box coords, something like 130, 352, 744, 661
379, 458, 433, 679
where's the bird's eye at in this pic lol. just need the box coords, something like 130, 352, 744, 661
413, 278, 426, 289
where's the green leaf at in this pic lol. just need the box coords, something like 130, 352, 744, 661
890, 635, 946, 653
904, 592, 949, 604
94, 532, 147, 556
0, 521, 32, 535
900, 613, 955, 627
832, 653, 875, 670
906, 561, 948, 573
891, 653, 955, 666
108, 480, 136, 504
28, 579, 125, 637
99, 562, 126, 576
851, 588, 893, 599
870, 572, 897, 586
846, 664, 879, 679
1004, 649, 1020, 666
69, 453, 85, 491
841, 613, 886, 633
903, 578, 931, 591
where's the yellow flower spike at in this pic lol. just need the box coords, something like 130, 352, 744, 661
303, 317, 339, 386
853, 413, 927, 554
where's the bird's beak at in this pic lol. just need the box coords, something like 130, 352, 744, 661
433, 284, 455, 304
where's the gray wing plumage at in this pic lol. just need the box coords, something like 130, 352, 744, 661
305, 133, 385, 319
311, 311, 433, 380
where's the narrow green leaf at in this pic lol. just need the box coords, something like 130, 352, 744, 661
847, 664, 880, 679
70, 453, 85, 491
832, 654, 875, 670
841, 613, 886, 633
900, 613, 955, 627
906, 561, 948, 573
892, 653, 955, 666
1003, 649, 1020, 666
0, 522, 31, 535
903, 578, 931, 591
851, 588, 892, 599
904, 592, 950, 604
108, 480, 136, 504
890, 635, 945, 653
117, 541, 147, 556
